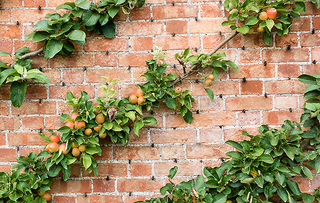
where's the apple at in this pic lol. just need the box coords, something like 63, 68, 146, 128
65, 121, 74, 129
79, 145, 86, 152
137, 97, 145, 105
72, 148, 80, 157
135, 89, 144, 97
47, 142, 59, 153
60, 143, 69, 155
205, 79, 213, 87
267, 8, 277, 19
129, 95, 138, 104
71, 142, 79, 148
95, 114, 105, 124
248, 28, 254, 34
257, 27, 264, 32
70, 112, 80, 121
94, 124, 102, 132
175, 87, 182, 94
74, 121, 86, 129
99, 133, 107, 139
43, 193, 52, 201
38, 189, 45, 196
208, 74, 215, 80
259, 11, 268, 20
84, 128, 92, 136
50, 135, 60, 143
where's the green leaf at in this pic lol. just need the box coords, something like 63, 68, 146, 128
226, 151, 243, 159
82, 154, 92, 170
0, 50, 10, 56
165, 97, 177, 110
287, 180, 301, 196
58, 126, 71, 133
101, 21, 116, 38
25, 70, 50, 84
143, 117, 157, 125
277, 187, 288, 202
266, 19, 275, 32
99, 14, 109, 26
168, 166, 178, 179
10, 81, 27, 107
283, 145, 295, 160
33, 20, 54, 31
0, 68, 16, 85
75, 0, 91, 9
224, 60, 239, 71
43, 39, 63, 59
160, 183, 173, 195
304, 84, 320, 93
133, 120, 144, 136
66, 91, 75, 101
212, 193, 227, 203
301, 166, 313, 179
108, 5, 120, 18
315, 156, 320, 173
237, 25, 250, 34
205, 88, 214, 102
195, 175, 205, 191
254, 176, 264, 188
103, 120, 113, 130
299, 74, 316, 84
82, 10, 100, 27
68, 30, 86, 45
125, 111, 136, 122
32, 31, 50, 42
275, 172, 285, 186
258, 154, 274, 164
264, 32, 272, 45
115, 0, 126, 4
183, 109, 193, 123
302, 193, 315, 203
246, 16, 259, 25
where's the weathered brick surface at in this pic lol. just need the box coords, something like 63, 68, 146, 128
0, 0, 319, 201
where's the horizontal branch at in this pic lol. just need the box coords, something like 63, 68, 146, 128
10, 48, 43, 68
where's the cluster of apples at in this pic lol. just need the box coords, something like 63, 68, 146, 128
64, 112, 86, 129
90, 113, 107, 139
204, 74, 215, 87
129, 89, 145, 105
37, 190, 52, 201
257, 8, 277, 32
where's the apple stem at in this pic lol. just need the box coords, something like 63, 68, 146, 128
172, 31, 238, 85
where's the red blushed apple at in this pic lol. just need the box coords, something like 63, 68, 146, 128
259, 11, 268, 20
74, 121, 86, 129
94, 124, 102, 132
267, 8, 277, 19
47, 142, 60, 153
65, 121, 74, 129
50, 135, 60, 143
60, 143, 70, 154
70, 112, 80, 121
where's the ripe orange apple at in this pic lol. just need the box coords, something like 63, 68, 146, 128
175, 87, 182, 94
43, 193, 52, 201
79, 145, 86, 152
208, 74, 215, 80
70, 112, 80, 121
267, 8, 277, 19
50, 135, 60, 143
47, 142, 59, 153
46, 145, 50, 152
94, 124, 102, 132
99, 133, 107, 139
137, 97, 145, 105
60, 143, 69, 155
259, 11, 268, 20
74, 121, 86, 129
257, 27, 264, 32
84, 128, 92, 136
205, 79, 213, 87
135, 89, 144, 97
95, 114, 105, 124
65, 121, 74, 129
129, 94, 138, 104
72, 148, 80, 157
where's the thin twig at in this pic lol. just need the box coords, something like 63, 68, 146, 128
172, 31, 238, 85
10, 47, 44, 68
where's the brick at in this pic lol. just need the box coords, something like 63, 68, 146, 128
118, 22, 163, 36
0, 133, 5, 145
203, 34, 225, 49
22, 116, 44, 130
302, 33, 320, 47
199, 128, 223, 143
166, 20, 188, 34
0, 102, 9, 115
1, 0, 22, 7
54, 196, 76, 203
124, 196, 146, 203
241, 81, 263, 95
190, 112, 236, 127
313, 16, 320, 30
224, 128, 259, 142
190, 19, 231, 34
49, 85, 94, 99
114, 146, 159, 160
278, 64, 300, 78
118, 179, 163, 192
303, 2, 320, 15
291, 17, 310, 31
226, 96, 272, 111
0, 25, 22, 39
275, 96, 298, 109
19, 147, 43, 157
12, 9, 55, 23
130, 163, 152, 176
12, 101, 56, 115
262, 48, 309, 63
200, 4, 222, 17
311, 47, 320, 61
265, 80, 306, 94
95, 53, 117, 67
8, 132, 46, 146
77, 195, 122, 203
153, 5, 197, 19
29, 55, 49, 68
154, 161, 202, 176
199, 97, 223, 111
24, 0, 46, 7
161, 145, 185, 160
49, 54, 94, 68
48, 0, 76, 7
155, 36, 200, 50
0, 40, 13, 53
45, 116, 64, 130
131, 37, 153, 51
0, 148, 17, 162
0, 165, 11, 173
238, 112, 261, 126
275, 33, 298, 47
94, 146, 112, 160
0, 117, 20, 130
51, 180, 91, 193
24, 86, 47, 99
84, 38, 128, 52
151, 129, 196, 143
237, 49, 260, 63
145, 0, 163, 3
302, 64, 320, 75
165, 114, 188, 128
119, 53, 152, 67
83, 163, 127, 177
228, 33, 271, 48
193, 81, 239, 96
129, 6, 151, 20
263, 111, 302, 125
93, 179, 115, 192
0, 9, 11, 22
62, 69, 84, 84
58, 164, 81, 178
86, 68, 131, 83
0, 86, 10, 100
186, 144, 232, 159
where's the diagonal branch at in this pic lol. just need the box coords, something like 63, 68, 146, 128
172, 31, 238, 85
10, 48, 44, 68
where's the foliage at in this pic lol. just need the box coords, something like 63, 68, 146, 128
26, 0, 145, 59
222, 0, 320, 44
0, 48, 50, 107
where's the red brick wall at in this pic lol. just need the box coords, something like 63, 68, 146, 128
0, 0, 320, 202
